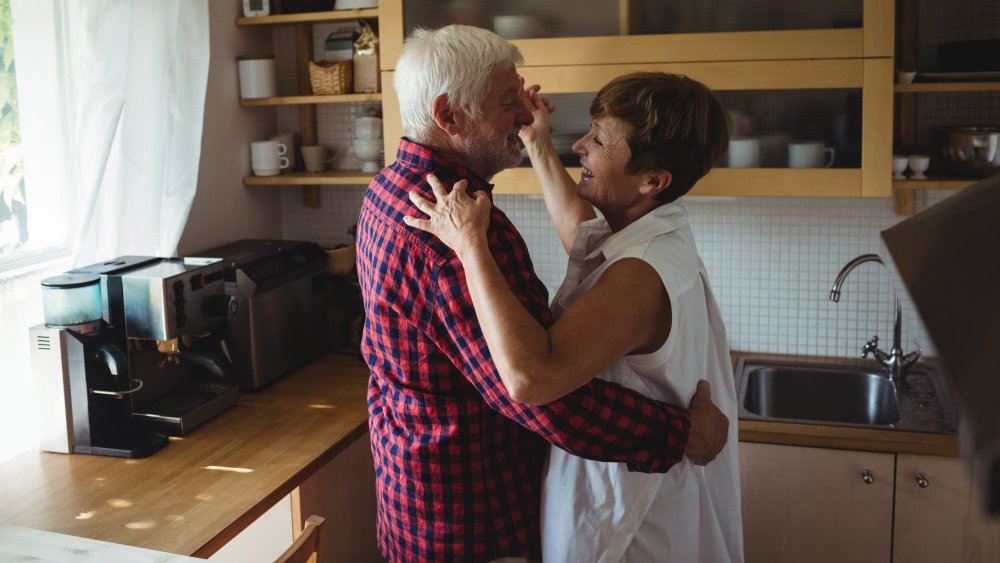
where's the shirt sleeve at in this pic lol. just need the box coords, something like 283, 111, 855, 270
427, 246, 691, 474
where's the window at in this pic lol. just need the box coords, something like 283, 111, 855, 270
0, 0, 73, 275
0, 0, 25, 261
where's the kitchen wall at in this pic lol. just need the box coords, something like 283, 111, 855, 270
281, 177, 952, 359
177, 2, 285, 256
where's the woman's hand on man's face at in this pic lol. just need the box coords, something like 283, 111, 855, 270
403, 173, 492, 257
518, 80, 555, 150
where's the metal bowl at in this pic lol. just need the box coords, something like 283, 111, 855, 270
940, 127, 1000, 178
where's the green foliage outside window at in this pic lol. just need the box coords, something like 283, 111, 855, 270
0, 0, 26, 258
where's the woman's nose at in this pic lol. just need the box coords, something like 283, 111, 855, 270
516, 100, 534, 127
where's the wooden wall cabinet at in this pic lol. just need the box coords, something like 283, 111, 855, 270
378, 0, 895, 198
741, 442, 1000, 563
891, 0, 1000, 214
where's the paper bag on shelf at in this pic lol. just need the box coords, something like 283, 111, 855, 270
353, 21, 380, 93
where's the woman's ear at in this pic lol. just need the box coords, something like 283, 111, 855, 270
431, 94, 462, 135
639, 171, 673, 197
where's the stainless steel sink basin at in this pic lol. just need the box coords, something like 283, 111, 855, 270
741, 365, 900, 426
735, 357, 958, 433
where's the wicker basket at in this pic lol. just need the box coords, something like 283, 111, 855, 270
308, 60, 353, 95
325, 244, 356, 276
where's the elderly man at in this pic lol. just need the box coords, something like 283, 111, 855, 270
355, 25, 729, 562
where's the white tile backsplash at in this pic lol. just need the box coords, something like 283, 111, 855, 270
284, 174, 953, 359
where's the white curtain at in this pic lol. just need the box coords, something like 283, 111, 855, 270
71, 0, 210, 264
0, 0, 210, 463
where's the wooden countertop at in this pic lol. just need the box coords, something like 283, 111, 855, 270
0, 349, 961, 558
0, 352, 371, 558
732, 351, 960, 457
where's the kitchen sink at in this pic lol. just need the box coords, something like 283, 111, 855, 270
742, 365, 900, 425
735, 357, 958, 433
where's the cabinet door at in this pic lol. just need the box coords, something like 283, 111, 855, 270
740, 442, 893, 563
894, 454, 1000, 563
383, 0, 892, 68
293, 430, 383, 563
381, 58, 893, 198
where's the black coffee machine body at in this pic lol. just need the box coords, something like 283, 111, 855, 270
29, 256, 240, 459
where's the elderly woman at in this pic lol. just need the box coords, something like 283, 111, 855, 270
404, 71, 744, 562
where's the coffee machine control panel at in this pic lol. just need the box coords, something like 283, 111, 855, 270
120, 257, 228, 341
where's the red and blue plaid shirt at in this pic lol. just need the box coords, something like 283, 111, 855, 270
356, 139, 691, 562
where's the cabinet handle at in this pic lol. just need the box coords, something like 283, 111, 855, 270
915, 473, 929, 488
861, 469, 874, 485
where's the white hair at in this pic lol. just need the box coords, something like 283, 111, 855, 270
393, 25, 524, 142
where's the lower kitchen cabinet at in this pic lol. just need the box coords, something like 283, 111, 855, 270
293, 429, 383, 563
741, 443, 1000, 563
740, 442, 894, 563
893, 454, 1000, 563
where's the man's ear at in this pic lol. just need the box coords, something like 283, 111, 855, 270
431, 94, 462, 135
638, 170, 673, 197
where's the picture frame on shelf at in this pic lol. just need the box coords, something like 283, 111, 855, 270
242, 0, 270, 18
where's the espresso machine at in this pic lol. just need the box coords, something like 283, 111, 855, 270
30, 256, 240, 458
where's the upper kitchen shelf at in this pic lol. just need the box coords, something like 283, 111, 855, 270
895, 82, 1000, 93
240, 93, 382, 106
235, 8, 379, 26
243, 170, 377, 186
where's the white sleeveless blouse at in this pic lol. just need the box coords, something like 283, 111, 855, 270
541, 202, 744, 563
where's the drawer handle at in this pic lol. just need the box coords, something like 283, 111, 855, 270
862, 469, 874, 485
915, 473, 930, 488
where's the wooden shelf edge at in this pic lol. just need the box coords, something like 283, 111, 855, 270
895, 81, 1000, 93
893, 178, 977, 190
243, 171, 376, 186
236, 8, 379, 27
491, 167, 869, 197
240, 93, 382, 106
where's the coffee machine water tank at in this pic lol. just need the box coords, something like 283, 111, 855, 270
40, 274, 103, 335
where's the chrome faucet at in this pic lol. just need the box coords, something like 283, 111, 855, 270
830, 254, 920, 384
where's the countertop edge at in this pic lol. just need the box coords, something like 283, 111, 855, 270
739, 420, 959, 457
191, 421, 368, 558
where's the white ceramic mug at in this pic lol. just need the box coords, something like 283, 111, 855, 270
727, 138, 761, 168
250, 140, 289, 176
301, 145, 336, 173
270, 132, 296, 168
238, 58, 276, 99
788, 142, 835, 168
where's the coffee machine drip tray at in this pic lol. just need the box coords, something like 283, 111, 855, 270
131, 381, 239, 435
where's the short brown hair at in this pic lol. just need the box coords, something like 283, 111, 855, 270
590, 72, 729, 204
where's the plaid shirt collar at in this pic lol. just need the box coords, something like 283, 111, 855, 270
395, 137, 496, 196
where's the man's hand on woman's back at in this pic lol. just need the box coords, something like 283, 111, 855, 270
685, 381, 729, 465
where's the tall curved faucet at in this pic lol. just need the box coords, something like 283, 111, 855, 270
830, 254, 920, 383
